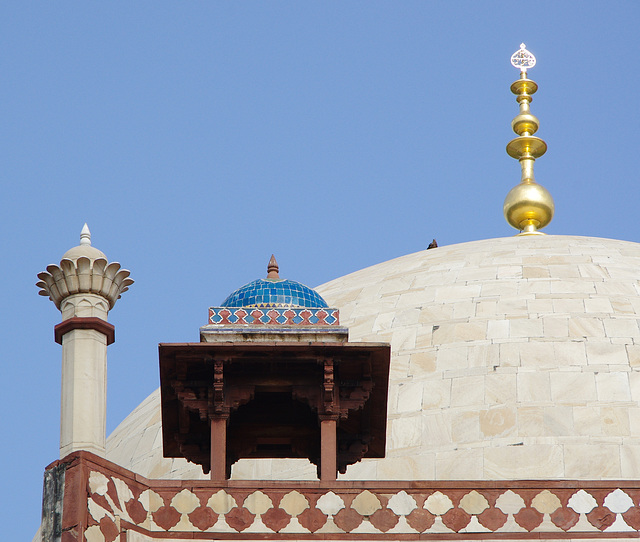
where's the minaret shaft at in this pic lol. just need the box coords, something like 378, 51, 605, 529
60, 328, 108, 457
58, 292, 110, 456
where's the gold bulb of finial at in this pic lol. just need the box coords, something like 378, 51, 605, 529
503, 44, 554, 235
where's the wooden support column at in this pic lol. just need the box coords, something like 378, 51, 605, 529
210, 418, 227, 481
320, 418, 337, 480
320, 356, 338, 480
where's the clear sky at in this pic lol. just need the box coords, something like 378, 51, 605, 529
2, 2, 639, 538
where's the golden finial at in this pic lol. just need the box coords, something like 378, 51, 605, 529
503, 44, 554, 235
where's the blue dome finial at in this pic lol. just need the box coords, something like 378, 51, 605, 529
267, 254, 279, 279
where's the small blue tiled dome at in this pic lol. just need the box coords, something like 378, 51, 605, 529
221, 278, 328, 308
221, 255, 329, 309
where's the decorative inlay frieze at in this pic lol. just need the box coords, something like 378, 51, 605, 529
209, 306, 340, 326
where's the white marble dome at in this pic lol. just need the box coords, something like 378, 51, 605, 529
106, 235, 640, 481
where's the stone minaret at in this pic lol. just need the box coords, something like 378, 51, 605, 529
37, 224, 133, 458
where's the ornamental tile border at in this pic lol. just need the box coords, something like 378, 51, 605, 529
50, 452, 640, 541
208, 307, 340, 326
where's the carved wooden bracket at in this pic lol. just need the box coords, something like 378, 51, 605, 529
322, 358, 335, 416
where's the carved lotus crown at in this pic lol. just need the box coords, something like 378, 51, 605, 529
37, 257, 133, 310
36, 225, 133, 310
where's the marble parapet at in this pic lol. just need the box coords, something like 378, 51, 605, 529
45, 451, 640, 541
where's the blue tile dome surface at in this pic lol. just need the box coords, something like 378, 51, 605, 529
221, 278, 328, 308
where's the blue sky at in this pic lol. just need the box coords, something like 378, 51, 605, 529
2, 2, 639, 538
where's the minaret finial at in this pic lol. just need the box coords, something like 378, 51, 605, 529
267, 254, 280, 279
80, 223, 91, 246
503, 44, 554, 235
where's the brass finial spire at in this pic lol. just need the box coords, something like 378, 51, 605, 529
503, 44, 554, 235
267, 254, 280, 279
